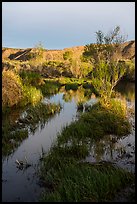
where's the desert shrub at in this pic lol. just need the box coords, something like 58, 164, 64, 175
2, 70, 43, 109
19, 70, 44, 86
2, 70, 23, 108
63, 51, 73, 61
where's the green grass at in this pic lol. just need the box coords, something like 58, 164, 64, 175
58, 77, 92, 85
21, 85, 43, 106
40, 159, 134, 202
39, 80, 61, 96
39, 98, 133, 201
19, 70, 42, 86
65, 83, 79, 91
2, 129, 28, 156
57, 99, 131, 147
2, 102, 61, 156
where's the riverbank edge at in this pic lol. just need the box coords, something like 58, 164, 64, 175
38, 98, 135, 202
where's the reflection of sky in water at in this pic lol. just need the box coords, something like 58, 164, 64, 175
85, 102, 135, 173
2, 82, 135, 201
2, 93, 78, 202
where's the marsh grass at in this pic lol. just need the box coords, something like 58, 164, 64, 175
21, 85, 43, 106
57, 99, 130, 148
13, 102, 61, 135
39, 98, 133, 201
39, 80, 61, 96
2, 102, 61, 156
19, 70, 44, 86
2, 70, 43, 109
2, 129, 28, 156
40, 159, 134, 202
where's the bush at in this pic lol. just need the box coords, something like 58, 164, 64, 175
21, 85, 43, 106
2, 70, 23, 108
19, 70, 43, 86
2, 70, 43, 109
124, 60, 135, 81
63, 51, 73, 61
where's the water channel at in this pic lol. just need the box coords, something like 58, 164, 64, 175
2, 81, 135, 202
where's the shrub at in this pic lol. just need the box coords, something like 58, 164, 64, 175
19, 70, 43, 86
124, 59, 135, 81
63, 51, 73, 61
2, 70, 23, 108
21, 85, 43, 106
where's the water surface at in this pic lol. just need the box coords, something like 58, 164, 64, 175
2, 82, 135, 202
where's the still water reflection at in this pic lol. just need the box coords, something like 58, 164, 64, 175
2, 82, 135, 202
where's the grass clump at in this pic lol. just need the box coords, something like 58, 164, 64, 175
2, 70, 23, 108
40, 159, 134, 202
2, 129, 28, 156
84, 102, 130, 136
19, 70, 44, 86
21, 85, 43, 106
14, 102, 61, 134
2, 102, 61, 156
2, 70, 44, 109
39, 80, 61, 96
39, 97, 133, 201
57, 98, 130, 147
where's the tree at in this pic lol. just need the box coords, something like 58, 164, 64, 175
83, 26, 127, 102
83, 26, 127, 64
35, 42, 45, 59
91, 60, 126, 102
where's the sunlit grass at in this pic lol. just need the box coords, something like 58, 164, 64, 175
39, 98, 133, 201
21, 85, 43, 106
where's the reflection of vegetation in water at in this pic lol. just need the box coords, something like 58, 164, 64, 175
57, 99, 131, 148
89, 135, 128, 162
38, 80, 61, 96
17, 102, 61, 133
2, 102, 61, 157
94, 141, 106, 161
2, 107, 28, 156
62, 87, 93, 104
65, 83, 79, 91
115, 81, 135, 102
39, 98, 133, 201
89, 135, 119, 162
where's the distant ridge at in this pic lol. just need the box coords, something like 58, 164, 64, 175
2, 40, 135, 61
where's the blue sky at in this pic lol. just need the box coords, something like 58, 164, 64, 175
2, 2, 135, 49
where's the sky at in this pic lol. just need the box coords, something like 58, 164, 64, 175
2, 2, 135, 50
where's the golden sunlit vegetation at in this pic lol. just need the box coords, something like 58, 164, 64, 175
2, 26, 135, 202
2, 70, 23, 107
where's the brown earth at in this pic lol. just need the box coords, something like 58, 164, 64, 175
2, 40, 135, 62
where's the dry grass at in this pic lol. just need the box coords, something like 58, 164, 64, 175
2, 70, 23, 107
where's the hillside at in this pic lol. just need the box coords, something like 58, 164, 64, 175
2, 40, 135, 62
